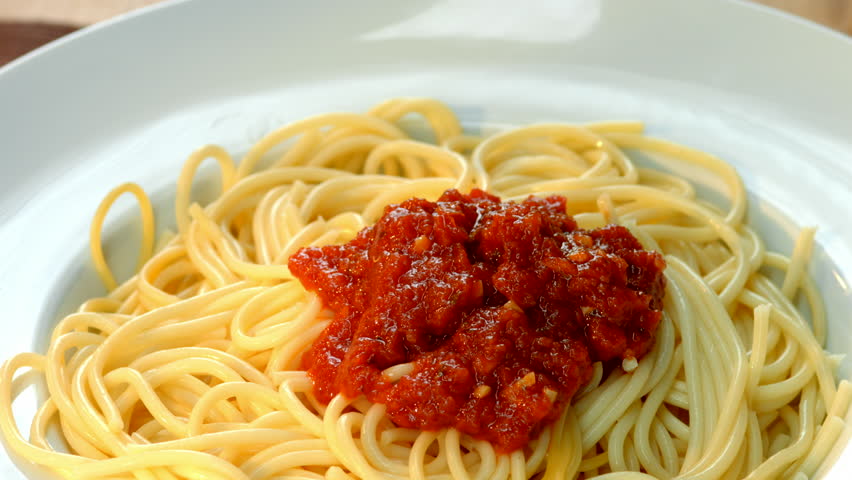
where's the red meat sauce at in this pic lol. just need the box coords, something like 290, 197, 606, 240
288, 189, 666, 452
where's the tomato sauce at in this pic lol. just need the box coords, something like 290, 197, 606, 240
288, 189, 666, 452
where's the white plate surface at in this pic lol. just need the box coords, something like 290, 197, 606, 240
1, 0, 851, 478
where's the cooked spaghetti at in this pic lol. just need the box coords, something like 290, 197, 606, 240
0, 98, 847, 480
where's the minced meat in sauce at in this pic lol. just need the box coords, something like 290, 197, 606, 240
288, 189, 666, 452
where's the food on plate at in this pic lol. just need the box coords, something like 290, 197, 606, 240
0, 98, 846, 480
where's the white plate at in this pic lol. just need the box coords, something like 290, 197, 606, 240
1, 0, 851, 478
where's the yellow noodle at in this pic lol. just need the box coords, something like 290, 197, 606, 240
0, 98, 845, 479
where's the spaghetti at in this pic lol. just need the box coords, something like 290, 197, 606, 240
0, 98, 848, 480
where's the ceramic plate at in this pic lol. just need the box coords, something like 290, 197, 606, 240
1, 0, 851, 477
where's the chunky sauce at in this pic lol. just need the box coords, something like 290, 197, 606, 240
289, 189, 666, 452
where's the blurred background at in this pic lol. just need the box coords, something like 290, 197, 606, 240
1, 0, 851, 67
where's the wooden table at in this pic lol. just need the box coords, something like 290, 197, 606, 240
1, 0, 850, 66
